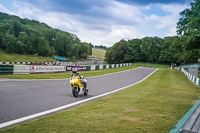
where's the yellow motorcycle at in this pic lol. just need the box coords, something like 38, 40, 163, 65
70, 75, 88, 97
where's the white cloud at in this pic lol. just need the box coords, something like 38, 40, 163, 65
0, 0, 191, 46
160, 4, 189, 14
0, 3, 16, 15
9, 0, 145, 46
147, 4, 190, 36
78, 25, 144, 47
91, 1, 146, 25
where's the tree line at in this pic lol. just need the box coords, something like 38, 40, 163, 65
105, 0, 200, 65
0, 12, 92, 59
94, 45, 107, 49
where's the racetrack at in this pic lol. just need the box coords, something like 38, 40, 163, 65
0, 67, 157, 128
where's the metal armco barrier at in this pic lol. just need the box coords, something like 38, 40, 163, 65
0, 61, 95, 66
180, 68, 200, 86
170, 66, 200, 133
170, 100, 200, 133
0, 65, 14, 75
30, 66, 66, 73
13, 65, 31, 74
0, 63, 132, 74
66, 63, 132, 71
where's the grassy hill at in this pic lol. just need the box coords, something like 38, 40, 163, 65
0, 12, 92, 59
0, 49, 92, 62
0, 49, 54, 62
92, 48, 106, 59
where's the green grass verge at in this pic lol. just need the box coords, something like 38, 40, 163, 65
92, 48, 106, 59
0, 49, 92, 62
68, 58, 92, 62
1, 69, 199, 133
0, 65, 138, 79
0, 49, 54, 62
133, 62, 170, 68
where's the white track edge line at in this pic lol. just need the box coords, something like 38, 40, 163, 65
0, 67, 141, 82
86, 67, 141, 78
0, 68, 158, 129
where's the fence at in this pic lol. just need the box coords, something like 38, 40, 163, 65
0, 63, 132, 75
66, 63, 132, 71
180, 64, 200, 77
0, 61, 95, 66
0, 65, 13, 75
170, 65, 200, 132
180, 68, 200, 86
30, 66, 66, 73
175, 65, 200, 86
13, 65, 30, 74
170, 100, 200, 133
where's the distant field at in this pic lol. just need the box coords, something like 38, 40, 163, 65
0, 49, 54, 62
92, 48, 106, 59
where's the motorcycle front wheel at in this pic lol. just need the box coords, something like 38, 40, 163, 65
84, 89, 88, 95
72, 87, 78, 97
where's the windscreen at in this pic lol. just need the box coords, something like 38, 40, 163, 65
72, 75, 79, 79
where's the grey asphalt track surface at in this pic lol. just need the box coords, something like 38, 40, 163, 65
0, 67, 156, 124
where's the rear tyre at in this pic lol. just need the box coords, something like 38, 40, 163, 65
72, 87, 78, 97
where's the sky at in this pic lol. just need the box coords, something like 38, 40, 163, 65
0, 0, 192, 47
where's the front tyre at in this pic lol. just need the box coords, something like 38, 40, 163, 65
72, 87, 78, 97
84, 85, 88, 95
84, 89, 88, 95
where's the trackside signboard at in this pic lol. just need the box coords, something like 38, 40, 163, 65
31, 66, 66, 73
66, 66, 86, 71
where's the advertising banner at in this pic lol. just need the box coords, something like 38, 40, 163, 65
66, 66, 86, 71
31, 66, 66, 73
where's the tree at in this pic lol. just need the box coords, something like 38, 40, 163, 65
158, 36, 177, 64
12, 20, 24, 37
16, 41, 26, 54
68, 43, 81, 58
4, 33, 16, 52
0, 12, 95, 59
105, 47, 113, 63
105, 40, 126, 63
88, 43, 93, 55
140, 37, 163, 63
176, 0, 200, 64
112, 40, 126, 63
37, 37, 50, 56
80, 43, 90, 58
124, 39, 145, 62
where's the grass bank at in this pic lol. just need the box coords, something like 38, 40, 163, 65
1, 69, 200, 133
133, 62, 170, 68
0, 49, 92, 62
0, 49, 54, 62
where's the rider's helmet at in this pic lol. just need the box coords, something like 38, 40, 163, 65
72, 68, 78, 73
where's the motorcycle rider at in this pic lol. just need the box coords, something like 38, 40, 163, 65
71, 68, 87, 88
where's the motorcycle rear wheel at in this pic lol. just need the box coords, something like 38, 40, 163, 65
72, 87, 78, 97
